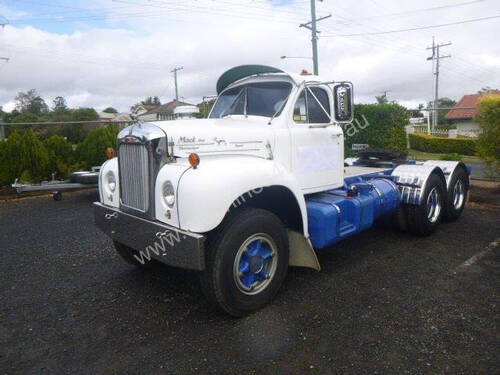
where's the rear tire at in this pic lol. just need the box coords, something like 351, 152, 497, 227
443, 167, 468, 222
406, 173, 446, 236
200, 208, 289, 317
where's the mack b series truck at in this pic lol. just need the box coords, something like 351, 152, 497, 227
94, 65, 470, 316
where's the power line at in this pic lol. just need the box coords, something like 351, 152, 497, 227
322, 14, 500, 37
333, 0, 486, 25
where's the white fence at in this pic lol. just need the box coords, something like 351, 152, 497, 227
407, 125, 481, 139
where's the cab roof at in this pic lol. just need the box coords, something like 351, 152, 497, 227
216, 64, 326, 94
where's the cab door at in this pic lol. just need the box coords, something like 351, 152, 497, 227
290, 86, 344, 193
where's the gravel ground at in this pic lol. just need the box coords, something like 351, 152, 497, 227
0, 183, 498, 374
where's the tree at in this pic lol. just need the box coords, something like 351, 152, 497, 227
426, 97, 456, 126
15, 89, 48, 115
478, 86, 499, 94
52, 96, 69, 113
103, 107, 118, 114
0, 130, 50, 184
375, 93, 388, 104
408, 103, 425, 118
70, 107, 99, 121
197, 99, 216, 118
142, 96, 161, 106
344, 103, 408, 157
476, 94, 500, 162
76, 124, 119, 169
44, 135, 74, 178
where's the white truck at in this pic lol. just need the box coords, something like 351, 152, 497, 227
94, 65, 469, 316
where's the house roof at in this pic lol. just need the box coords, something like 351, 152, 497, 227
143, 100, 194, 115
445, 94, 482, 120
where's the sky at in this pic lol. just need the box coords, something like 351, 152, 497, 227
0, 0, 499, 113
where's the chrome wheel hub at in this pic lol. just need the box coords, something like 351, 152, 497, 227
452, 179, 465, 210
426, 187, 441, 224
233, 233, 278, 295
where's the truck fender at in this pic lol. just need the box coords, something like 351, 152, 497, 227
422, 160, 469, 190
391, 164, 447, 205
177, 156, 309, 235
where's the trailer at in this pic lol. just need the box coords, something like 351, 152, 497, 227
12, 167, 100, 200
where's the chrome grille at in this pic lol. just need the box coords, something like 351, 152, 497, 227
119, 143, 149, 212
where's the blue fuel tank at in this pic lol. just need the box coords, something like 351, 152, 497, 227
306, 178, 400, 249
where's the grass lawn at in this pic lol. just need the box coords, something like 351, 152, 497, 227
407, 150, 483, 164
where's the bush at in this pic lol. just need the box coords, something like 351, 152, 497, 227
0, 130, 50, 186
44, 135, 74, 179
439, 152, 462, 161
476, 94, 500, 162
408, 133, 476, 156
76, 124, 119, 169
345, 103, 408, 156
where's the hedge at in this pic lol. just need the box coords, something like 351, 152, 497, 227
0, 130, 50, 185
408, 133, 477, 156
0, 124, 119, 187
345, 103, 408, 157
76, 124, 119, 169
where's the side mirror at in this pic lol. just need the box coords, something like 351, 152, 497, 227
333, 82, 354, 123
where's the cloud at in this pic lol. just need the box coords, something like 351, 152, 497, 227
0, 0, 499, 112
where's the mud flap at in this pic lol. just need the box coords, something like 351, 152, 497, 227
288, 230, 321, 271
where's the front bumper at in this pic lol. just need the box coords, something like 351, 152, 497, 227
94, 202, 205, 270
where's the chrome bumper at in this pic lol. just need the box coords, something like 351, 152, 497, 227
93, 202, 205, 270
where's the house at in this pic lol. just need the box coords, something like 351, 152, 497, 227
173, 105, 200, 120
135, 100, 197, 121
98, 111, 132, 123
444, 92, 498, 137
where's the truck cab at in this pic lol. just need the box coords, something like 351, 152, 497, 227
94, 65, 469, 316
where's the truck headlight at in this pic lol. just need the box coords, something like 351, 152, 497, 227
163, 181, 175, 207
106, 171, 116, 192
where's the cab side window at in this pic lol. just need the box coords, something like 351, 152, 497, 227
293, 87, 331, 124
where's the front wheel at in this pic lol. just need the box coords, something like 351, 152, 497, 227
200, 208, 289, 316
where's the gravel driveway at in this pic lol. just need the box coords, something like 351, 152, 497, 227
1, 183, 498, 374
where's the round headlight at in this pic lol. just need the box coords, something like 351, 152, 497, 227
163, 181, 175, 207
106, 171, 116, 192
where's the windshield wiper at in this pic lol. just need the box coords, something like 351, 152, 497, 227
220, 87, 245, 118
268, 92, 292, 125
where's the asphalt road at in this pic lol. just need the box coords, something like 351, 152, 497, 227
1, 184, 499, 374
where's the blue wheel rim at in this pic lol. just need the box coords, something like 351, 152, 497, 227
233, 233, 278, 295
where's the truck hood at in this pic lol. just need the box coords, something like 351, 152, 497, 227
148, 117, 274, 159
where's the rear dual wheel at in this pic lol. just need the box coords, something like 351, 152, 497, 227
443, 167, 468, 222
406, 173, 446, 236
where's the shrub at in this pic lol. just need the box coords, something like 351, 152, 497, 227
76, 124, 119, 169
408, 133, 476, 156
44, 135, 74, 179
0, 130, 50, 185
345, 103, 408, 155
476, 94, 500, 162
439, 152, 462, 161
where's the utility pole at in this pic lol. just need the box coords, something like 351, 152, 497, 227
427, 38, 451, 130
0, 20, 8, 141
300, 1, 330, 75
170, 66, 183, 101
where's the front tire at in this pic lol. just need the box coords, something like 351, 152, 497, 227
406, 173, 446, 236
200, 208, 289, 317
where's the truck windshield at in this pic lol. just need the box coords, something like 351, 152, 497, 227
210, 81, 292, 118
